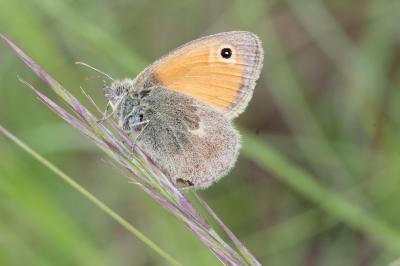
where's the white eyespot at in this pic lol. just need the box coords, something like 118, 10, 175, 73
190, 122, 206, 137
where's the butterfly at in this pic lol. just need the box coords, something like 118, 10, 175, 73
104, 31, 263, 189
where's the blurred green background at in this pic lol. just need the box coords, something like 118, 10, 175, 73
1, 0, 400, 265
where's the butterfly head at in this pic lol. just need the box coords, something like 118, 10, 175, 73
103, 78, 153, 132
103, 79, 134, 110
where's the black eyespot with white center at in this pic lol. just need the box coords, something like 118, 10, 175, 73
220, 47, 232, 59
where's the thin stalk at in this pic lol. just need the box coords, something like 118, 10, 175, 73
0, 125, 182, 266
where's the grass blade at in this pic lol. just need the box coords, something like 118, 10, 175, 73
0, 125, 181, 266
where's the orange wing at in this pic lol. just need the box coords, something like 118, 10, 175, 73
138, 31, 263, 119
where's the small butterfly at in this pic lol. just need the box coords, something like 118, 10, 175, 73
104, 31, 264, 189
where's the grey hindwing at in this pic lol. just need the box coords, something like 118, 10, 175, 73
135, 87, 240, 189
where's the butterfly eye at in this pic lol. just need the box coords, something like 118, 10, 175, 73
220, 47, 232, 59
138, 113, 144, 122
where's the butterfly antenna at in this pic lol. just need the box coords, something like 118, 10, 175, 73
75, 61, 114, 81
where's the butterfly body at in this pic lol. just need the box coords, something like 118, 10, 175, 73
104, 31, 263, 189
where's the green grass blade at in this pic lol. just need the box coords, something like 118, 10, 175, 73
242, 130, 400, 253
0, 124, 181, 266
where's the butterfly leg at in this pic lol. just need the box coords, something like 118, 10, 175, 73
132, 119, 151, 145
124, 119, 150, 153
96, 102, 114, 123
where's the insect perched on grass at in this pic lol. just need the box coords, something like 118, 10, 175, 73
0, 31, 263, 265
103, 31, 264, 189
